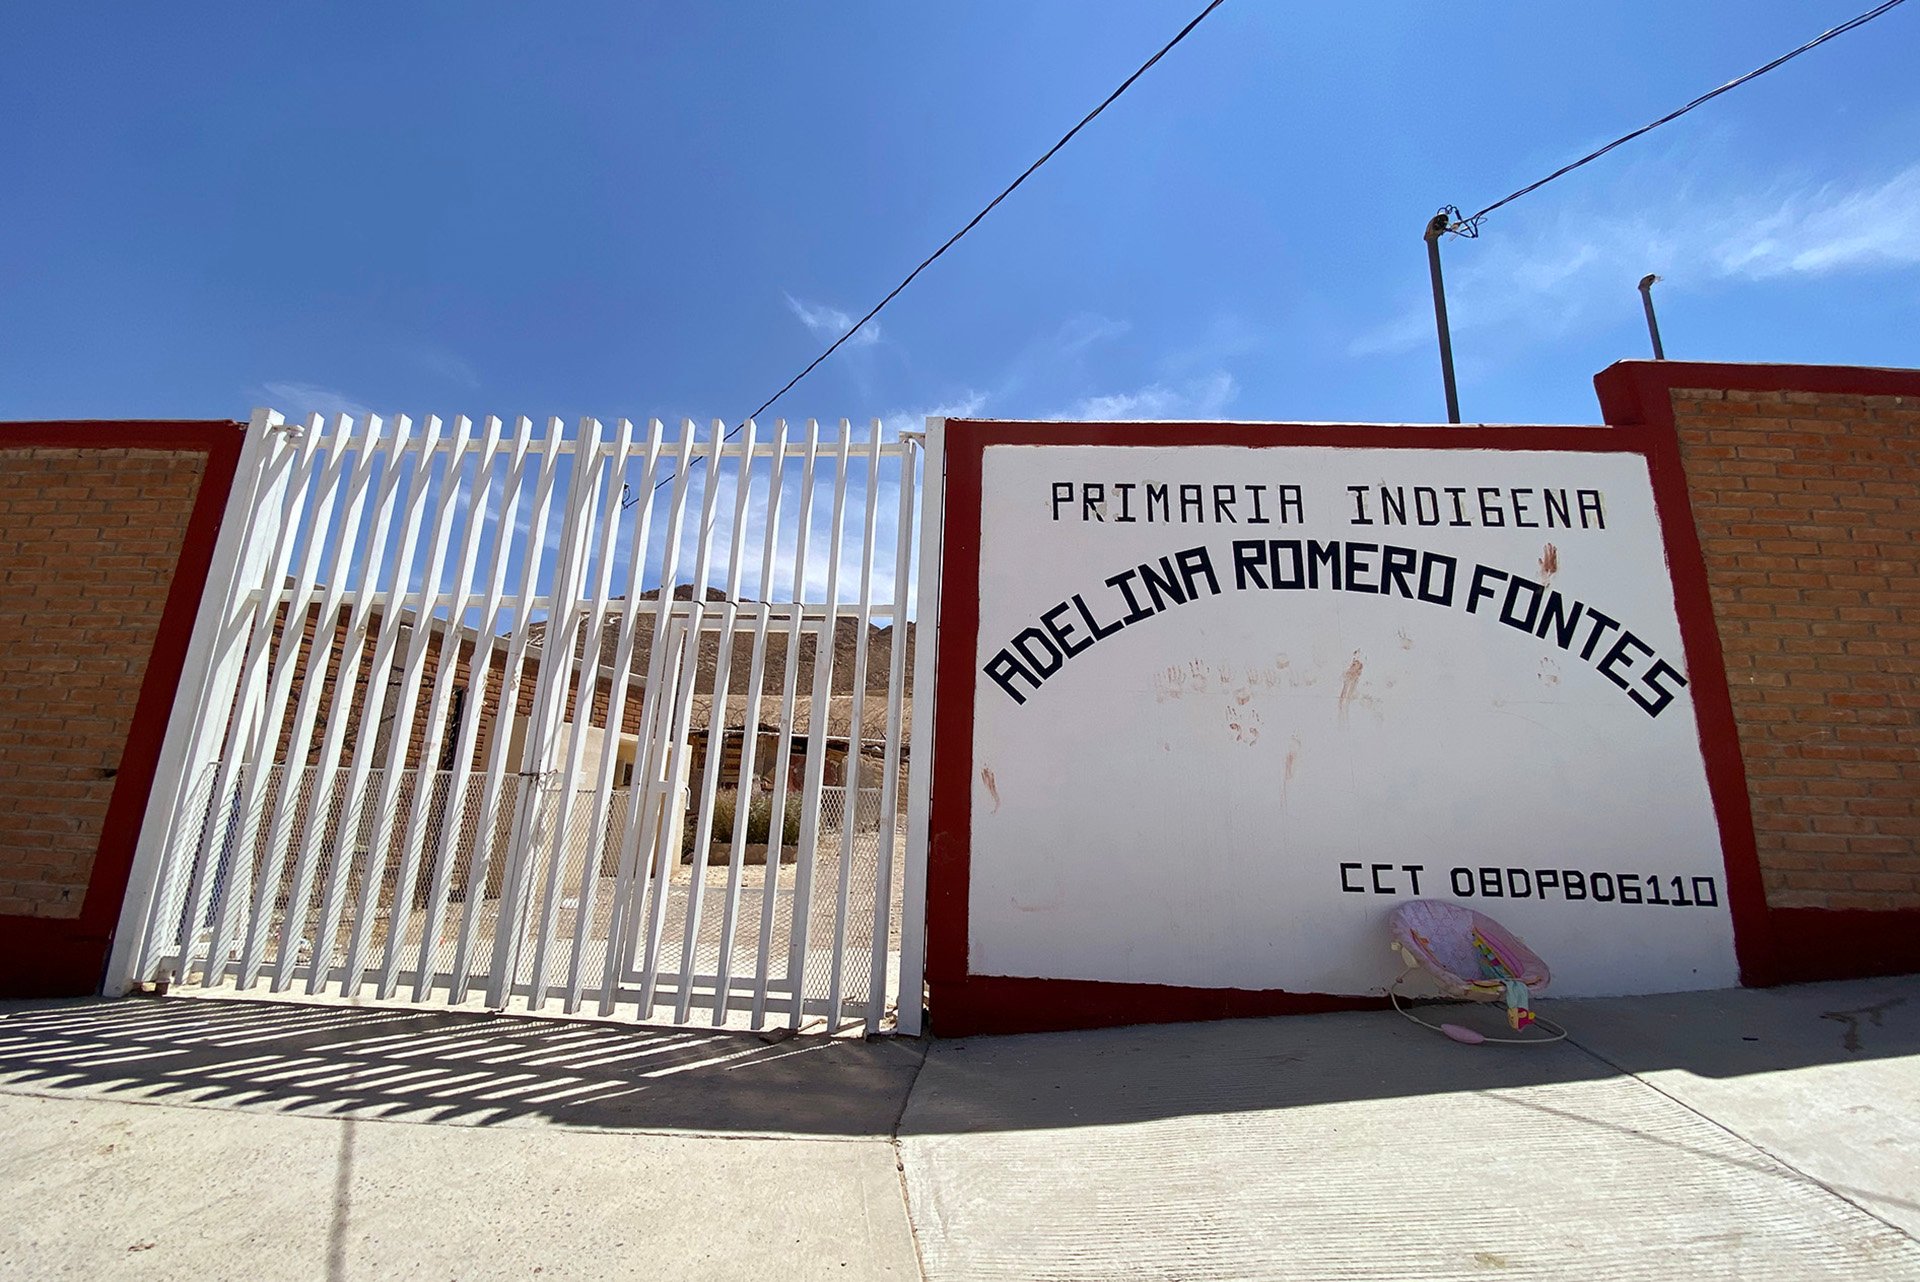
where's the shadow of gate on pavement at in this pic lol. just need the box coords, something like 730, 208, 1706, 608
0, 995, 924, 1136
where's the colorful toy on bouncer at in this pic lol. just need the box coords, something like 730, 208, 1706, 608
1471, 926, 1536, 1030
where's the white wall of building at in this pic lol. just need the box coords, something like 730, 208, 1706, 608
967, 443, 1738, 999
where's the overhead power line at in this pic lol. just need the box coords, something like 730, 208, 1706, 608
625, 0, 1229, 507
1446, 0, 1907, 236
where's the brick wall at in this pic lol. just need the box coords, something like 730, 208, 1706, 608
261, 603, 520, 773
1664, 385, 1919, 912
1595, 360, 1920, 990
0, 448, 208, 917
258, 602, 656, 775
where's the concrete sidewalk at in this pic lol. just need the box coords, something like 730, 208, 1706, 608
1, 977, 1916, 1279
0, 996, 928, 1280
901, 976, 1920, 1280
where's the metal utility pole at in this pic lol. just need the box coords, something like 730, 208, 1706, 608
1638, 274, 1666, 359
1424, 212, 1461, 423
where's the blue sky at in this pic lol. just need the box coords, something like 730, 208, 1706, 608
4, 2, 1917, 433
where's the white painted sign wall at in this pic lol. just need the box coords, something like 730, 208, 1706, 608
969, 443, 1739, 999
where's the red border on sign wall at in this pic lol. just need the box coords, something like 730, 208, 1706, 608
0, 421, 246, 997
926, 418, 1767, 1036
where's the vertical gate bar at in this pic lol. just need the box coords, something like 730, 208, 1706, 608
271, 413, 418, 990
672, 420, 759, 1022
194, 414, 331, 985
636, 418, 730, 1017
865, 431, 919, 1033
112, 409, 295, 992
618, 617, 679, 997
374, 413, 507, 999
411, 418, 532, 1001
525, 418, 631, 1009
172, 418, 315, 983
306, 412, 445, 995
168, 418, 312, 983
561, 419, 666, 1014
231, 411, 369, 987
449, 417, 567, 1003
895, 419, 945, 1037
337, 414, 478, 996
750, 419, 820, 1027
714, 419, 790, 1024
481, 415, 596, 1006
826, 419, 884, 1026
599, 420, 696, 1014
601, 421, 697, 1010
785, 421, 855, 1029
627, 614, 693, 1012
485, 416, 605, 1008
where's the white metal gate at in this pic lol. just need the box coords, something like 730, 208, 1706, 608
110, 411, 921, 1033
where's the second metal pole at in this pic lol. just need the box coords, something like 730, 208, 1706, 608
1638, 274, 1666, 360
1424, 213, 1461, 424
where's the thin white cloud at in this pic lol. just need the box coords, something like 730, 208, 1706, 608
1718, 165, 1920, 279
1349, 163, 1920, 358
1346, 311, 1434, 360
1161, 314, 1269, 374
1065, 371, 1239, 420
409, 345, 482, 390
883, 391, 989, 439
782, 292, 880, 348
1054, 313, 1131, 358
256, 381, 375, 422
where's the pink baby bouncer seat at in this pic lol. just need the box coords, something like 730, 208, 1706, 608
1387, 899, 1565, 1044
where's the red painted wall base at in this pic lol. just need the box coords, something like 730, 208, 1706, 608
0, 921, 117, 999
1759, 908, 1920, 987
930, 975, 1386, 1038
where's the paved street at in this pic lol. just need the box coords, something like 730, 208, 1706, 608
1, 976, 1915, 1279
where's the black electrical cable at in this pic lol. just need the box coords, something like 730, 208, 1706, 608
624, 0, 1229, 507
1449, 0, 1907, 236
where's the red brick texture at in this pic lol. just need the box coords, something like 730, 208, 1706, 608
0, 423, 244, 995
0, 449, 207, 917
1596, 363, 1920, 982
